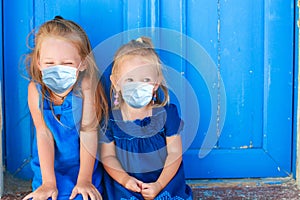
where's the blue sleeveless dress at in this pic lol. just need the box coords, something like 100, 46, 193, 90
101, 104, 193, 200
31, 84, 103, 200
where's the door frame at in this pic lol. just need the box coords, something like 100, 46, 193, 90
295, 0, 300, 185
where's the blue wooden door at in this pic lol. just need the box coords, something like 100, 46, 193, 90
3, 0, 295, 179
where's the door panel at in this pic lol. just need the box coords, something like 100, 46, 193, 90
3, 0, 294, 179
3, 0, 34, 179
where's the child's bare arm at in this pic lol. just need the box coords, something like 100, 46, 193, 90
141, 135, 182, 199
70, 139, 101, 200
28, 81, 56, 185
101, 142, 143, 192
157, 134, 182, 186
24, 81, 57, 199
70, 78, 102, 199
77, 77, 98, 182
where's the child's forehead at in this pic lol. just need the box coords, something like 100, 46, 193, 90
39, 37, 80, 59
119, 55, 156, 70
119, 63, 157, 77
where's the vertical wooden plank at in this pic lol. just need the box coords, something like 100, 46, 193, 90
123, 0, 159, 29
3, 0, 33, 179
122, 0, 145, 41
34, 0, 81, 27
80, 0, 125, 97
159, 0, 186, 72
79, 0, 124, 46
185, 0, 218, 150
124, 0, 146, 30
159, 0, 186, 107
159, 0, 189, 154
147, 0, 160, 27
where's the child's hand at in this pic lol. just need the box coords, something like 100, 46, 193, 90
141, 182, 163, 200
69, 181, 102, 200
22, 182, 58, 200
123, 176, 143, 193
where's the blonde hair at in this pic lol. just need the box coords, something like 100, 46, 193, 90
26, 16, 108, 122
111, 36, 169, 108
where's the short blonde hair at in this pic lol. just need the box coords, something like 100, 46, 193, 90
111, 37, 169, 108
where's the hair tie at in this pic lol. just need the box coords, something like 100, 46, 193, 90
136, 37, 143, 43
54, 16, 64, 20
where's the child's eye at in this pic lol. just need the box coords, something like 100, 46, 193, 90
63, 62, 74, 65
143, 78, 151, 82
45, 62, 54, 65
125, 78, 134, 82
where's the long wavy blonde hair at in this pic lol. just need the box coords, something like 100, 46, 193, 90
26, 16, 108, 123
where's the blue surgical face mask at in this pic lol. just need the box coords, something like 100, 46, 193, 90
42, 65, 78, 94
122, 82, 154, 109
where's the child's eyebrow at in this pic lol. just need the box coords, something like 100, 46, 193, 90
63, 59, 76, 62
40, 57, 53, 60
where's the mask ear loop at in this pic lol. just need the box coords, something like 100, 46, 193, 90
77, 61, 83, 71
